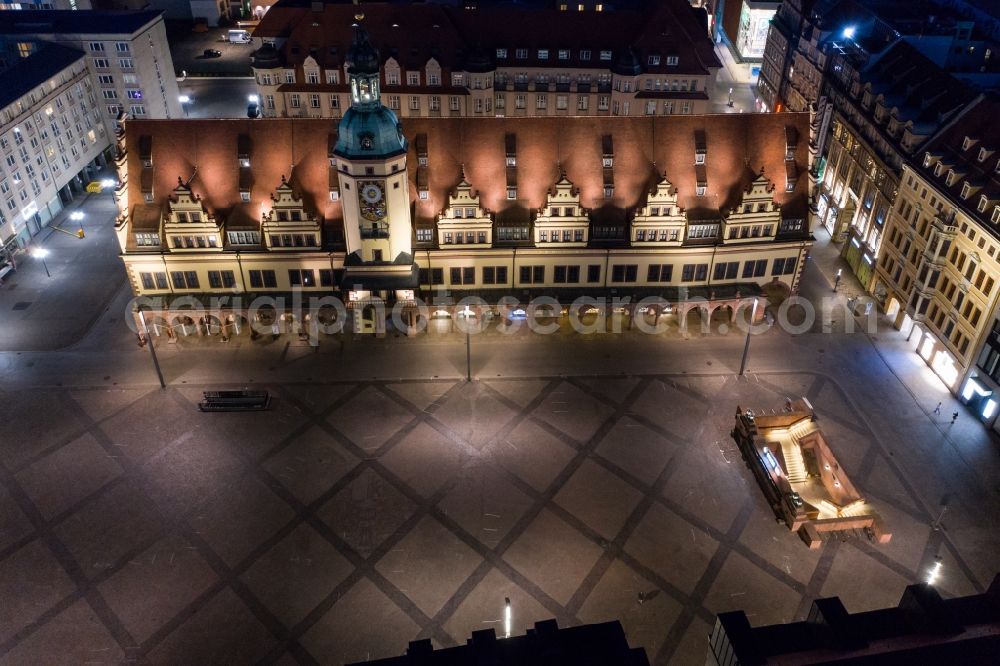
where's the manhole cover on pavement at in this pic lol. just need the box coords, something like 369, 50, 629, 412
12, 301, 31, 311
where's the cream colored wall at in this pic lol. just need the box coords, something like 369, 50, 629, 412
877, 166, 1000, 374
253, 63, 714, 119
123, 240, 809, 297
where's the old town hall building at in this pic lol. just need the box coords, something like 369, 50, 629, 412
114, 24, 813, 333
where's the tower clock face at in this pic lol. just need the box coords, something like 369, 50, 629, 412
358, 180, 386, 221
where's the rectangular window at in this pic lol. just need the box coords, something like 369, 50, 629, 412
587, 264, 601, 283
611, 264, 638, 283
519, 265, 545, 284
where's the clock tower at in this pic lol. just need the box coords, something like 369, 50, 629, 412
333, 20, 416, 290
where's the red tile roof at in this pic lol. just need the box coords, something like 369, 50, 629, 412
253, 0, 720, 76
124, 112, 810, 240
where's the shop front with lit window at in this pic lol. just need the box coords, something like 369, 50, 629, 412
967, 319, 1000, 428
914, 326, 962, 392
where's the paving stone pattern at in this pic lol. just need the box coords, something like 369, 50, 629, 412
0, 373, 988, 665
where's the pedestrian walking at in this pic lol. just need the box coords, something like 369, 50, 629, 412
933, 402, 942, 416
951, 412, 959, 425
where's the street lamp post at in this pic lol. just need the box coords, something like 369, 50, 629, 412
138, 310, 166, 389
504, 597, 511, 639
739, 297, 759, 376
32, 247, 50, 278
460, 305, 473, 382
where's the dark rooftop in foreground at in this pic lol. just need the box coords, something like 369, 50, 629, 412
0, 9, 163, 35
347, 619, 649, 665
708, 574, 1000, 665
0, 42, 82, 110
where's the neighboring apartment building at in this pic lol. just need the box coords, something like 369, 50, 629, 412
713, 0, 779, 63
0, 9, 182, 132
818, 40, 973, 289
874, 96, 1000, 420
250, 0, 721, 120
0, 42, 109, 262
115, 26, 811, 336
759, 0, 999, 114
0, 0, 90, 8
756, 0, 810, 113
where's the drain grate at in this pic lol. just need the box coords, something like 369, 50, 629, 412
12, 301, 31, 311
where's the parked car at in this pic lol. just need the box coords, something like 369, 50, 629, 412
247, 103, 260, 119
202, 49, 222, 58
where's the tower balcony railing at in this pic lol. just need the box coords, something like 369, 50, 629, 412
360, 228, 390, 239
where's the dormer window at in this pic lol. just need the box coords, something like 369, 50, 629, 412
507, 187, 516, 200
695, 152, 705, 165
962, 136, 974, 151
923, 152, 934, 168
696, 185, 706, 197
360, 133, 374, 150
496, 48, 507, 59
961, 182, 972, 200
537, 49, 548, 59
978, 195, 989, 213
505, 132, 516, 167
601, 134, 613, 168
993, 206, 1000, 224
648, 55, 660, 66
241, 191, 251, 203
603, 185, 613, 198
979, 147, 990, 162
946, 170, 957, 186
934, 163, 944, 177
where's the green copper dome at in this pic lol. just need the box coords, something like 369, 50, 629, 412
333, 105, 408, 159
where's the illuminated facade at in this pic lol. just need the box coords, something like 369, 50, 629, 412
874, 97, 1000, 416
250, 0, 721, 120
115, 27, 813, 334
734, 0, 778, 61
0, 43, 109, 258
0, 10, 182, 125
818, 42, 973, 291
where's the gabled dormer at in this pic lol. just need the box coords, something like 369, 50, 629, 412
534, 173, 590, 246
437, 174, 493, 247
164, 178, 223, 251
724, 170, 779, 243
631, 174, 685, 244
262, 176, 321, 249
